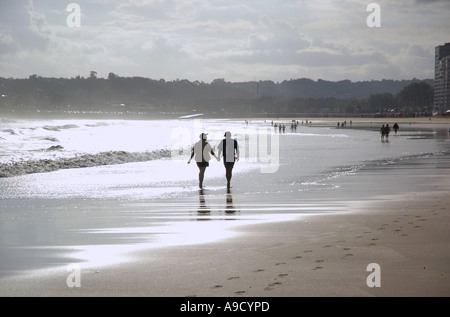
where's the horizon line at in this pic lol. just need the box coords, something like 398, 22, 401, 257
0, 75, 434, 84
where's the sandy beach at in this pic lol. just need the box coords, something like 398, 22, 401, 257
0, 119, 450, 298
0, 118, 449, 299
0, 180, 448, 298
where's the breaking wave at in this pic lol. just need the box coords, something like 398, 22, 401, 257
42, 124, 79, 131
0, 149, 172, 178
45, 145, 64, 151
1, 129, 17, 135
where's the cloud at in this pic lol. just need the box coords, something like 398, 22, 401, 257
0, 0, 449, 81
0, 0, 50, 54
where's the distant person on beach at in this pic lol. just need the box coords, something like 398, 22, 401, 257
393, 122, 399, 135
217, 131, 240, 190
380, 124, 386, 141
188, 133, 218, 189
385, 124, 391, 141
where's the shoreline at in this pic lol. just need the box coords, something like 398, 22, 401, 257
0, 151, 448, 297
0, 116, 449, 297
237, 116, 450, 127
2, 112, 450, 125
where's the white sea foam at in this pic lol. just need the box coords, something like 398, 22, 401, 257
0, 149, 172, 178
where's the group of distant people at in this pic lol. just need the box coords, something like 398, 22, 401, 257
271, 119, 304, 132
337, 120, 352, 128
380, 122, 399, 141
188, 131, 239, 190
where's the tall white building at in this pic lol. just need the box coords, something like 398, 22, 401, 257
434, 43, 450, 110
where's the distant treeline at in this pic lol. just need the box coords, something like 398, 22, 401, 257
0, 73, 434, 118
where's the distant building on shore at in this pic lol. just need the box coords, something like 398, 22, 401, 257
434, 43, 450, 111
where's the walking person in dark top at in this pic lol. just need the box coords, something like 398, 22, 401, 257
188, 133, 218, 189
217, 131, 240, 190
385, 124, 391, 141
380, 124, 386, 141
393, 122, 399, 135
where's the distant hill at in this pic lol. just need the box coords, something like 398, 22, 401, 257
232, 78, 434, 100
0, 75, 434, 117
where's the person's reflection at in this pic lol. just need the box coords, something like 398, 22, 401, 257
197, 189, 210, 215
225, 189, 239, 214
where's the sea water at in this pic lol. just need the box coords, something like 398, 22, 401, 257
0, 117, 449, 276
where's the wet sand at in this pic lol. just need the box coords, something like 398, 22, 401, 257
0, 117, 449, 298
0, 157, 448, 297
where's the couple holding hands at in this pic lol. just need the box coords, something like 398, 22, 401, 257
188, 131, 239, 190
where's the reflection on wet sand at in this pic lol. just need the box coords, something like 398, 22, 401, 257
197, 189, 210, 214
225, 189, 238, 214
194, 189, 240, 219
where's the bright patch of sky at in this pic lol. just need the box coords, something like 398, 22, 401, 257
1, 0, 449, 82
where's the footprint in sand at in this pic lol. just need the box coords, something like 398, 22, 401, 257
323, 245, 332, 248
278, 273, 288, 278
312, 266, 323, 270
293, 255, 303, 259
235, 291, 246, 295
228, 276, 240, 280
253, 269, 265, 273
276, 262, 286, 266
378, 224, 389, 230
265, 282, 282, 291
304, 250, 313, 253
315, 259, 324, 263
211, 285, 223, 289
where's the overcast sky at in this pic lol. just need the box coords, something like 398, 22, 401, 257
0, 0, 449, 82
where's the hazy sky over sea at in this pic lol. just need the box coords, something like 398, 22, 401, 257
1, 0, 449, 82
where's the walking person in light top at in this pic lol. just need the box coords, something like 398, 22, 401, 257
188, 133, 218, 189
